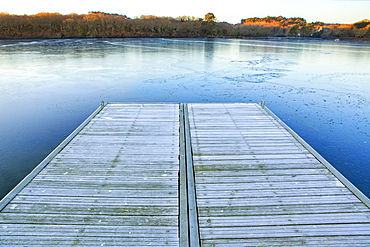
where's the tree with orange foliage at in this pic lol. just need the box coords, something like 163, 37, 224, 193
205, 13, 216, 22
35, 12, 62, 17
354, 20, 370, 29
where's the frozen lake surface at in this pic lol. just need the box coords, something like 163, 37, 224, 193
0, 38, 369, 198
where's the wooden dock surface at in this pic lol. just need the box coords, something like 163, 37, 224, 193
187, 103, 370, 246
1, 103, 180, 246
1, 103, 370, 246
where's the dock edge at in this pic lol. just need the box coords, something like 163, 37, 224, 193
260, 101, 370, 208
0, 102, 106, 211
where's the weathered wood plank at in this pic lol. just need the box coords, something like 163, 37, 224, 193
198, 213, 370, 227
193, 145, 310, 151
197, 187, 352, 198
19, 188, 178, 197
201, 236, 370, 246
23, 181, 178, 189
32, 175, 179, 182
198, 224, 370, 238
1, 213, 178, 226
196, 174, 337, 183
39, 169, 179, 177
196, 195, 360, 207
8, 195, 178, 206
195, 168, 331, 176
198, 203, 370, 216
0, 238, 179, 247
41, 165, 179, 172
193, 149, 312, 155
194, 159, 323, 167
2, 205, 178, 216
2, 239, 178, 247
193, 154, 316, 160
196, 180, 345, 190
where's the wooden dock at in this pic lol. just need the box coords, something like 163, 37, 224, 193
1, 103, 370, 246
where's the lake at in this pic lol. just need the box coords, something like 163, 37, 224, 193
0, 38, 369, 199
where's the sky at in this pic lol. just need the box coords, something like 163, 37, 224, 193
2, 0, 370, 24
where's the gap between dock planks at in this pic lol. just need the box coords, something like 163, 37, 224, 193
1, 102, 370, 246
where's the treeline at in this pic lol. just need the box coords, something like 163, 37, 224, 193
0, 12, 232, 38
242, 16, 307, 27
0, 12, 369, 40
240, 16, 370, 39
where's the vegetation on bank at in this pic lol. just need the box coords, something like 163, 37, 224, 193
240, 16, 370, 39
0, 12, 369, 40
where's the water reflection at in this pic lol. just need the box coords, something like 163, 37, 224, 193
0, 38, 369, 198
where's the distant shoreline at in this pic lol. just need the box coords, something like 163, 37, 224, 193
0, 13, 369, 40
1, 37, 369, 42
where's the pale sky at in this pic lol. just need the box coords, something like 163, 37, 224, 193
2, 0, 370, 24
